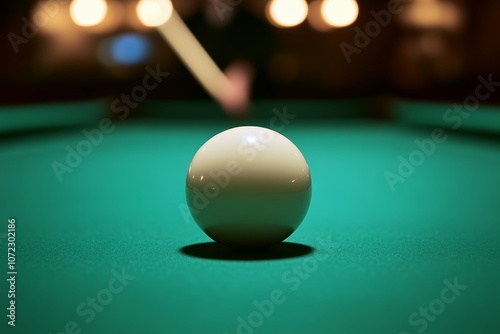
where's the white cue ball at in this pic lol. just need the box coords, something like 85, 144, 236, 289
185, 126, 311, 249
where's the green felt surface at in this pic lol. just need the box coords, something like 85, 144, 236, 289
393, 99, 500, 134
0, 103, 499, 334
0, 101, 107, 134
140, 99, 374, 119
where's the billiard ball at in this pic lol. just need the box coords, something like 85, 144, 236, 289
185, 126, 311, 249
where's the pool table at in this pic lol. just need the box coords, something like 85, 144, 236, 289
1, 99, 499, 334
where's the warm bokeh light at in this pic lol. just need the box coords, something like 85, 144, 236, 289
136, 0, 173, 27
266, 0, 308, 28
70, 0, 108, 27
33, 2, 71, 33
402, 0, 463, 30
307, 0, 333, 31
321, 0, 359, 28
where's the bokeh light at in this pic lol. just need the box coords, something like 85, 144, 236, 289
136, 0, 173, 27
98, 33, 152, 67
307, 0, 333, 31
266, 0, 308, 28
70, 0, 108, 27
111, 34, 151, 65
32, 2, 71, 34
321, 0, 359, 28
402, 0, 463, 30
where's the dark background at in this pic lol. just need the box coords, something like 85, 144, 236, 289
1, 0, 500, 105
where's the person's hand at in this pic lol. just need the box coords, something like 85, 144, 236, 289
219, 60, 255, 117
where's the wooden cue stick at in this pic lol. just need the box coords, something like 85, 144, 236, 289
156, 9, 233, 102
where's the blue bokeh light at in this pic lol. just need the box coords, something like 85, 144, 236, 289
110, 33, 151, 65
